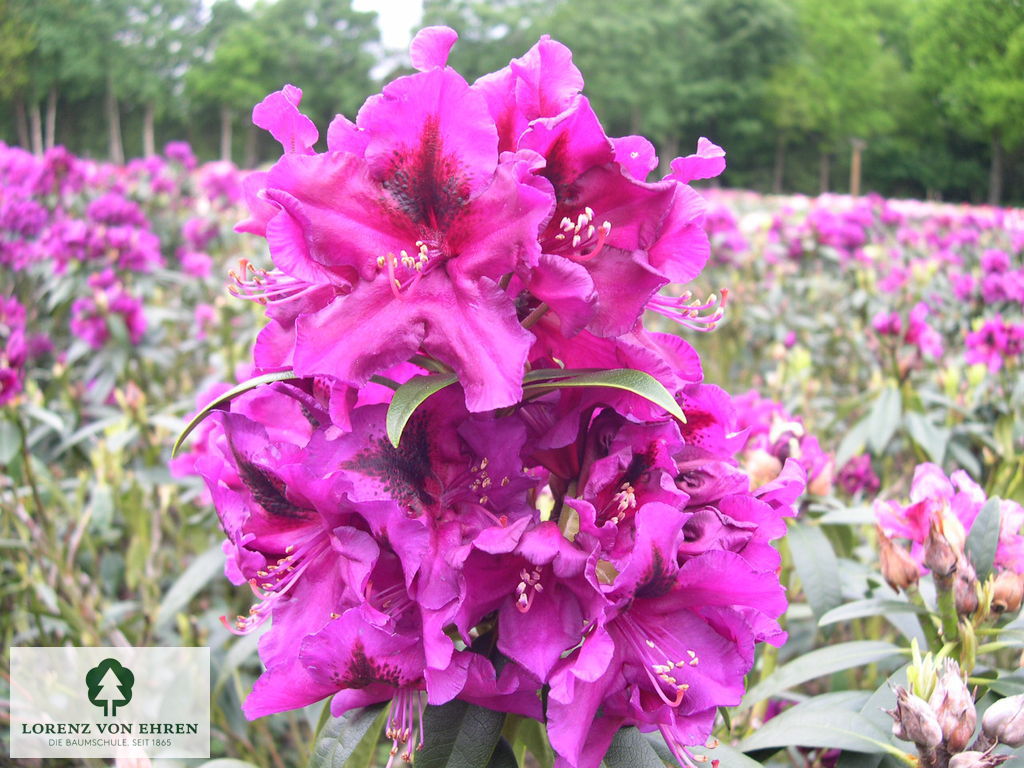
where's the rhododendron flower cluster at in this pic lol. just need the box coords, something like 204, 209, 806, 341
965, 314, 1024, 372
193, 27, 804, 768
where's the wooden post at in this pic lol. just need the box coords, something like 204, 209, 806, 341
850, 138, 866, 197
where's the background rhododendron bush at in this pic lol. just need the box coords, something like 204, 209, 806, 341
3, 24, 1024, 768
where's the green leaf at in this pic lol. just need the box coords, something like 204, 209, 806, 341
737, 699, 896, 755
509, 717, 554, 768
309, 703, 388, 768
601, 727, 664, 768
522, 369, 685, 422
788, 524, 843, 620
904, 412, 950, 464
197, 760, 264, 768
835, 415, 872, 470
987, 673, 1024, 697
172, 370, 297, 457
866, 385, 901, 454
154, 544, 226, 629
691, 742, 767, 768
742, 641, 905, 706
0, 419, 19, 464
386, 374, 459, 448
966, 497, 1002, 580
819, 599, 925, 627
818, 505, 876, 526
417, 699, 507, 768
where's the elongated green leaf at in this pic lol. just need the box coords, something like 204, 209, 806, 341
510, 717, 554, 768
601, 727, 664, 768
904, 412, 950, 465
0, 419, 19, 464
386, 374, 459, 448
198, 760, 264, 768
309, 704, 388, 768
818, 505, 876, 526
523, 369, 684, 422
835, 416, 872, 470
690, 742, 767, 768
867, 385, 901, 454
737, 700, 896, 755
172, 370, 297, 457
522, 367, 598, 383
819, 599, 925, 627
742, 641, 904, 706
987, 673, 1024, 697
417, 700, 507, 768
788, 524, 843, 620
966, 497, 1002, 580
154, 544, 225, 629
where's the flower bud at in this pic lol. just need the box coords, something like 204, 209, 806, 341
925, 519, 959, 584
888, 686, 943, 749
878, 527, 921, 592
948, 751, 1011, 768
927, 659, 976, 753
982, 694, 1024, 747
991, 571, 1024, 615
955, 558, 980, 617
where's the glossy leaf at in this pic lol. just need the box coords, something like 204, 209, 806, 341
819, 599, 925, 627
966, 497, 1002, 580
788, 523, 843, 620
522, 368, 685, 422
172, 370, 297, 457
417, 700, 507, 768
601, 726, 664, 768
309, 704, 388, 768
742, 641, 905, 706
737, 698, 896, 755
386, 373, 459, 448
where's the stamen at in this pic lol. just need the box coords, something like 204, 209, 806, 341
646, 289, 728, 332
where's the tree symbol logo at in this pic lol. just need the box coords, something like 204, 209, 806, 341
85, 658, 135, 716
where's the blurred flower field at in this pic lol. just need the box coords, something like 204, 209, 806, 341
3, 135, 1024, 767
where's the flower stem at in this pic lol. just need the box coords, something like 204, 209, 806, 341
937, 586, 960, 643
905, 585, 944, 653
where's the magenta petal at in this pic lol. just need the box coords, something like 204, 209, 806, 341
613, 135, 658, 179
585, 248, 665, 337
359, 67, 497, 200
666, 137, 726, 184
243, 658, 338, 719
646, 183, 710, 283
326, 114, 369, 155
409, 26, 458, 71
527, 253, 597, 336
252, 85, 319, 155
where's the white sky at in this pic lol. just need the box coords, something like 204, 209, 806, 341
353, 0, 425, 52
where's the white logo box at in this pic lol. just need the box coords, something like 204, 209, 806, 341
10, 647, 210, 759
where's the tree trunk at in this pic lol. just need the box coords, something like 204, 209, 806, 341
988, 137, 1004, 206
105, 80, 124, 164
220, 105, 233, 162
849, 138, 866, 197
818, 151, 831, 194
143, 102, 156, 157
45, 87, 57, 150
15, 98, 30, 149
772, 134, 786, 194
28, 100, 43, 155
244, 122, 258, 168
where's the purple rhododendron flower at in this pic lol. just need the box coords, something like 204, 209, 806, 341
200, 25, 807, 768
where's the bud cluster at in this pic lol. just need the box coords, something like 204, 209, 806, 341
888, 657, 1020, 768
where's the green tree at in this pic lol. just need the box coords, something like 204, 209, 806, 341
912, 0, 1024, 205
766, 0, 902, 193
